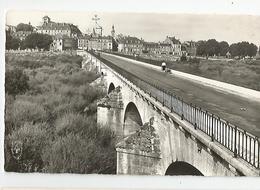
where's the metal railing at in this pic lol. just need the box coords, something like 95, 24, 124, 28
89, 51, 260, 169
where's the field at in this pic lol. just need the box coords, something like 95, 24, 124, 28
112, 52, 260, 91
170, 59, 260, 91
4, 51, 116, 173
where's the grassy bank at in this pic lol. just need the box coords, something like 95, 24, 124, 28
5, 51, 116, 174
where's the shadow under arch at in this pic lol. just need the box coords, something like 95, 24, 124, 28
108, 82, 115, 94
165, 161, 204, 176
123, 102, 143, 136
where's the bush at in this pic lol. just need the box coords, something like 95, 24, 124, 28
6, 31, 20, 50
8, 99, 48, 129
66, 71, 98, 86
16, 23, 33, 32
42, 128, 116, 174
5, 94, 15, 135
55, 63, 80, 75
5, 68, 29, 96
55, 113, 90, 136
180, 55, 187, 62
188, 57, 200, 64
43, 113, 116, 174
5, 122, 48, 172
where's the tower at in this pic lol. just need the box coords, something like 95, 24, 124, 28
92, 28, 96, 37
43, 16, 50, 24
92, 14, 102, 37
111, 25, 115, 38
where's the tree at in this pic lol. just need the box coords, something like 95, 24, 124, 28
5, 123, 48, 172
230, 42, 258, 58
229, 43, 239, 57
23, 33, 53, 50
16, 23, 33, 32
196, 40, 207, 56
5, 68, 29, 96
205, 39, 220, 56
219, 41, 229, 56
239, 41, 250, 57
6, 31, 20, 50
248, 43, 258, 57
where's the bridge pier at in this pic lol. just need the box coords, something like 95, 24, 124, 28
97, 86, 124, 137
116, 119, 162, 175
116, 148, 161, 175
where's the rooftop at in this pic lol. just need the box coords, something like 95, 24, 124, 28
166, 36, 181, 44
117, 36, 143, 44
37, 17, 82, 35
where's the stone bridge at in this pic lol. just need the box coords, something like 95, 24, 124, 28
80, 51, 260, 176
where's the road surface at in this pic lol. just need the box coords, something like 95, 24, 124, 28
101, 53, 260, 137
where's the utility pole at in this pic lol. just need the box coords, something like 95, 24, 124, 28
92, 14, 103, 52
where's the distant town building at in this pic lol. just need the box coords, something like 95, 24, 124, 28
12, 30, 33, 41
255, 47, 260, 59
35, 16, 82, 51
50, 37, 63, 51
182, 41, 197, 56
62, 37, 78, 50
143, 42, 173, 55
158, 43, 173, 54
78, 35, 91, 50
163, 36, 182, 56
111, 25, 115, 38
50, 34, 78, 51
117, 36, 143, 54
78, 28, 113, 51
143, 42, 159, 54
36, 16, 82, 38
6, 23, 34, 41
5, 25, 16, 33
88, 36, 113, 51
226, 51, 231, 59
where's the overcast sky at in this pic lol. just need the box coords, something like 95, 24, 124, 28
6, 10, 260, 46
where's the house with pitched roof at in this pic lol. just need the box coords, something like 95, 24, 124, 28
36, 16, 82, 38
142, 42, 159, 54
50, 34, 78, 51
158, 43, 173, 54
163, 36, 182, 56
78, 26, 114, 51
88, 35, 113, 51
143, 42, 173, 55
117, 36, 143, 54
78, 35, 91, 50
36, 16, 82, 51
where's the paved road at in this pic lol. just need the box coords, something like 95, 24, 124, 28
101, 53, 260, 137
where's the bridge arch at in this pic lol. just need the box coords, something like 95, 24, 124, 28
123, 102, 143, 136
108, 82, 116, 94
165, 161, 204, 176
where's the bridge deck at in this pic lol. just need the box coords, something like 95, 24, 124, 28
101, 53, 260, 137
